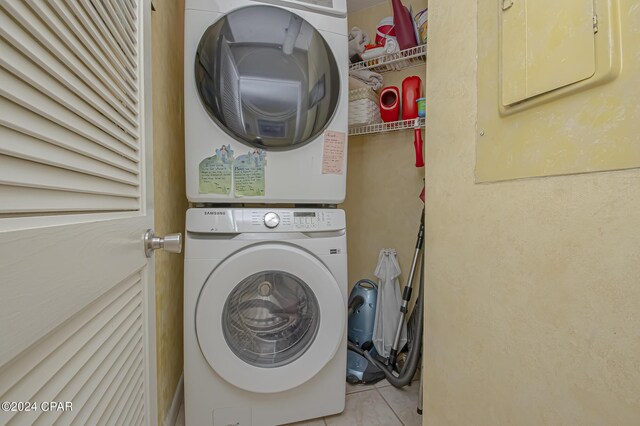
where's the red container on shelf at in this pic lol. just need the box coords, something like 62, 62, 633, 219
402, 76, 421, 120
391, 0, 418, 50
379, 86, 400, 122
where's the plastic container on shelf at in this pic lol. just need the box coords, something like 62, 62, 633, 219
417, 97, 426, 117
402, 76, 421, 120
415, 8, 428, 44
391, 0, 417, 50
375, 16, 396, 46
379, 86, 400, 122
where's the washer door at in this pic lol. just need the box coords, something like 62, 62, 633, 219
196, 243, 345, 393
194, 5, 340, 150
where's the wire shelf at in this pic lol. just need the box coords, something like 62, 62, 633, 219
349, 44, 427, 73
349, 117, 425, 137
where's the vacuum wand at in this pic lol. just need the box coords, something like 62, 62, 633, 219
388, 208, 425, 366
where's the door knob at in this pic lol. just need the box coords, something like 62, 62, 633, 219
144, 229, 182, 257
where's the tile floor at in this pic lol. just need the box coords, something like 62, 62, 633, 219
175, 378, 422, 426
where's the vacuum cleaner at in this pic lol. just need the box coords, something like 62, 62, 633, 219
346, 280, 386, 384
348, 208, 425, 389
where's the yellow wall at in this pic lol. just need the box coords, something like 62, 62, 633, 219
476, 0, 640, 182
151, 0, 188, 422
424, 0, 640, 424
343, 1, 427, 289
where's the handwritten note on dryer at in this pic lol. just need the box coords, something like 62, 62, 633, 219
322, 130, 346, 175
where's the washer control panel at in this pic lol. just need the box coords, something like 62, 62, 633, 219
292, 211, 334, 231
186, 208, 345, 233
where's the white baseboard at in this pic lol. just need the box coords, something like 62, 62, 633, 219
163, 373, 184, 426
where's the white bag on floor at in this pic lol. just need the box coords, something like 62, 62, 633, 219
372, 249, 407, 358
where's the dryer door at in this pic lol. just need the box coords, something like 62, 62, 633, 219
195, 243, 345, 393
194, 5, 340, 150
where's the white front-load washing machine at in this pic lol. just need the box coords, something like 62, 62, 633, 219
184, 208, 347, 425
184, 0, 348, 204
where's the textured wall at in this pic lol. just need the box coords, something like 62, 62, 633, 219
343, 1, 427, 290
151, 0, 188, 422
476, 0, 640, 182
424, 0, 640, 424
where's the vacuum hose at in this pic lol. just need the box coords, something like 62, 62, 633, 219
347, 256, 424, 388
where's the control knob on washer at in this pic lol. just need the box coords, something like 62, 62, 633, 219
263, 212, 280, 229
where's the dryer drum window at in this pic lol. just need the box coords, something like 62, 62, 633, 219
222, 270, 320, 368
195, 5, 340, 150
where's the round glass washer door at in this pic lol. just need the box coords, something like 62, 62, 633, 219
194, 5, 340, 150
222, 270, 320, 369
195, 243, 345, 393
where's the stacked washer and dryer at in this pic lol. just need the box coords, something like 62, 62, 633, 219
183, 1, 349, 425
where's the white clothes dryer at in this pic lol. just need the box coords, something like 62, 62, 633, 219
184, 1, 349, 204
184, 208, 347, 426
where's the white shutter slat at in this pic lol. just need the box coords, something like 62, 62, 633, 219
106, 374, 144, 426
29, 316, 142, 426
48, 0, 138, 113
0, 276, 144, 426
91, 0, 137, 59
63, 0, 137, 93
16, 302, 140, 420
0, 278, 140, 397
114, 0, 137, 37
38, 350, 144, 426
128, 398, 144, 426
0, 71, 138, 162
80, 0, 137, 80
0, 155, 139, 199
118, 382, 145, 426
60, 0, 138, 100
75, 340, 142, 426
132, 403, 145, 426
102, 0, 137, 47
124, 0, 137, 18
0, 186, 139, 214
121, 0, 137, 25
0, 30, 137, 140
0, 39, 138, 150
86, 358, 144, 426
1, 99, 138, 175
22, 0, 138, 125
0, 126, 138, 186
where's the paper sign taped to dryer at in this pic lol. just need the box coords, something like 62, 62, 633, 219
233, 150, 266, 197
322, 130, 346, 175
198, 145, 233, 194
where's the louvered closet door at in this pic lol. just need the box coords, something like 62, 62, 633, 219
0, 0, 157, 425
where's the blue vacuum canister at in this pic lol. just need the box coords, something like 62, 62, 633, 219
347, 279, 378, 348
346, 280, 385, 384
